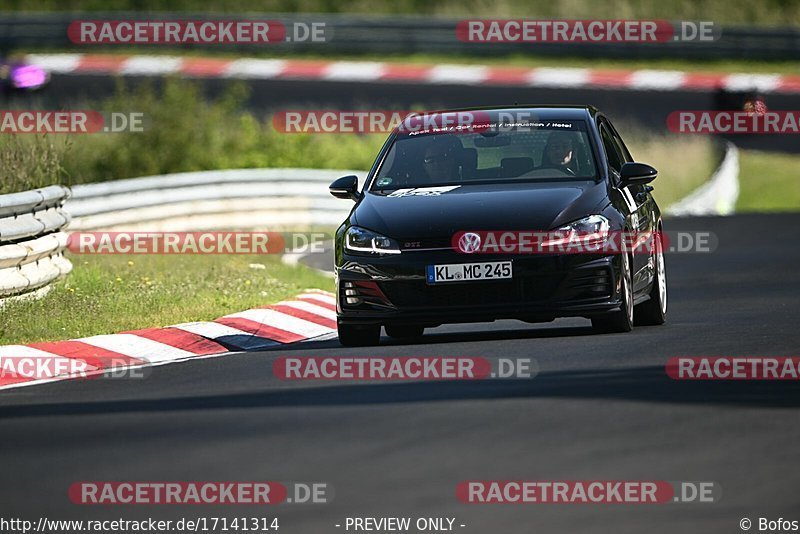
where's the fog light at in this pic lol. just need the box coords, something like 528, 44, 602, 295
345, 297, 362, 305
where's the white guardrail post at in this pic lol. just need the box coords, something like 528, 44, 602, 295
0, 185, 72, 304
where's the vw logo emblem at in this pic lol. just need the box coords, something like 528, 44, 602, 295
458, 232, 482, 254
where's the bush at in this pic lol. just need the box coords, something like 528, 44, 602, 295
62, 78, 383, 184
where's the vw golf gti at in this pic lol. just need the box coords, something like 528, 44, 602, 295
329, 106, 667, 346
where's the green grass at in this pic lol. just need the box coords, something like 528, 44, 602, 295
736, 150, 800, 212
3, 0, 799, 26
0, 136, 67, 195
0, 253, 334, 345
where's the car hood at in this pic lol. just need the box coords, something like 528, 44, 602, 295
353, 181, 609, 241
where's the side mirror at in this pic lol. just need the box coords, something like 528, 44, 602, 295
329, 175, 360, 201
620, 162, 658, 187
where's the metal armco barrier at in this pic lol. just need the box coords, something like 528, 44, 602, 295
65, 168, 364, 231
667, 142, 740, 217
0, 185, 72, 302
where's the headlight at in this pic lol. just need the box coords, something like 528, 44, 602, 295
345, 226, 401, 255
557, 214, 610, 235
541, 215, 610, 249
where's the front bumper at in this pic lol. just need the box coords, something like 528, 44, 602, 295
336, 251, 623, 326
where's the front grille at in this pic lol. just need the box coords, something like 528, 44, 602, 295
379, 274, 564, 308
374, 262, 612, 309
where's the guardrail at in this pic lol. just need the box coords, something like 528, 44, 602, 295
1, 12, 798, 61
66, 168, 363, 231
0, 185, 72, 303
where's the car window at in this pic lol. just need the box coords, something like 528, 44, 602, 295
599, 124, 624, 173
607, 120, 634, 162
370, 117, 599, 190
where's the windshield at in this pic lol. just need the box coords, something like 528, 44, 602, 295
370, 118, 598, 191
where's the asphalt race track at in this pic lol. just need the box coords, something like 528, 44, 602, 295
28, 73, 800, 154
1, 213, 798, 533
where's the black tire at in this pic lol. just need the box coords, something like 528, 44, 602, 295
634, 233, 667, 326
385, 324, 425, 339
592, 252, 634, 333
337, 322, 381, 347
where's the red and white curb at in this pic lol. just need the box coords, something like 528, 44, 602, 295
26, 53, 800, 94
0, 290, 336, 391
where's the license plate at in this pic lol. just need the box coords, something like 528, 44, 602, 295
426, 261, 512, 284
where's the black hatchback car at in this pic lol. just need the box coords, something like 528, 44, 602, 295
329, 106, 667, 346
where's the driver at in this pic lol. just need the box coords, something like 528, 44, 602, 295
422, 136, 463, 183
541, 131, 579, 175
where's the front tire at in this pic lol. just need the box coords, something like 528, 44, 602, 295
337, 321, 381, 347
634, 234, 667, 326
592, 252, 634, 333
